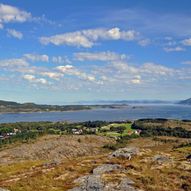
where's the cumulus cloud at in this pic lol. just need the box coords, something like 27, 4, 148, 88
1, 53, 190, 91
0, 4, 31, 28
75, 51, 127, 62
112, 61, 138, 74
138, 39, 151, 46
182, 38, 191, 46
56, 65, 74, 73
164, 46, 185, 52
52, 56, 71, 64
56, 65, 96, 82
24, 53, 49, 62
7, 29, 23, 39
40, 31, 93, 48
40, 72, 63, 80
0, 57, 50, 75
0, 58, 29, 67
131, 79, 141, 84
40, 27, 138, 48
94, 60, 177, 86
141, 63, 174, 76
23, 74, 48, 85
182, 61, 191, 65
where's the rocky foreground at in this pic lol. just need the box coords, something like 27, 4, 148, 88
0, 136, 190, 191
69, 147, 140, 191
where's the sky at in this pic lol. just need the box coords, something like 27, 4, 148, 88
0, 0, 191, 104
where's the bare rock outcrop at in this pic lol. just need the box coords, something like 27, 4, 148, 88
153, 154, 171, 164
93, 164, 122, 175
110, 147, 139, 160
69, 164, 139, 191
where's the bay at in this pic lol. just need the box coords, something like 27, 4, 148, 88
0, 104, 191, 123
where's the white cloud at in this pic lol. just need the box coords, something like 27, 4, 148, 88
0, 23, 3, 29
0, 58, 29, 67
0, 4, 31, 28
23, 74, 48, 85
164, 46, 185, 52
0, 57, 50, 75
24, 53, 49, 62
182, 38, 191, 46
141, 63, 174, 76
107, 28, 121, 39
131, 79, 141, 84
75, 51, 127, 62
112, 61, 138, 74
7, 29, 23, 39
2, 52, 191, 92
130, 75, 141, 84
40, 27, 139, 48
56, 65, 96, 82
93, 60, 177, 87
52, 56, 71, 64
182, 61, 191, 65
40, 72, 63, 80
56, 65, 74, 73
138, 39, 151, 46
40, 31, 93, 48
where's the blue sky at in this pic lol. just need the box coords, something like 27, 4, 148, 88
0, 0, 191, 104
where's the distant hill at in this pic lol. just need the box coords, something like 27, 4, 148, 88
80, 100, 174, 105
0, 100, 21, 106
0, 100, 127, 113
178, 98, 191, 105
0, 100, 91, 113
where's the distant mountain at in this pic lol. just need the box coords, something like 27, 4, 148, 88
178, 98, 191, 105
80, 100, 174, 105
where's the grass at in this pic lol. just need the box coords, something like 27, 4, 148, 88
98, 122, 134, 138
1, 155, 109, 191
0, 133, 190, 191
0, 160, 44, 179
122, 123, 134, 136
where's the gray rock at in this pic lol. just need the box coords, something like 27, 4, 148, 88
69, 164, 139, 191
93, 164, 122, 175
153, 155, 170, 164
110, 147, 139, 159
120, 177, 135, 185
86, 175, 104, 191
69, 175, 104, 191
103, 182, 119, 191
118, 178, 137, 191
103, 177, 137, 191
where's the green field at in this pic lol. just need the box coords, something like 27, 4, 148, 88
97, 123, 135, 138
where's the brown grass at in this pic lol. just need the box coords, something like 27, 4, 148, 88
0, 136, 190, 191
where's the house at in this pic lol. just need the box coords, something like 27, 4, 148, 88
7, 132, 16, 136
14, 128, 20, 133
86, 127, 97, 134
72, 128, 83, 135
134, 130, 142, 135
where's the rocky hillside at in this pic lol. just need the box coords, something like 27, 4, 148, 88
0, 135, 114, 164
0, 135, 190, 191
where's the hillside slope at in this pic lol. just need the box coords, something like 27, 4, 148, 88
178, 98, 191, 105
